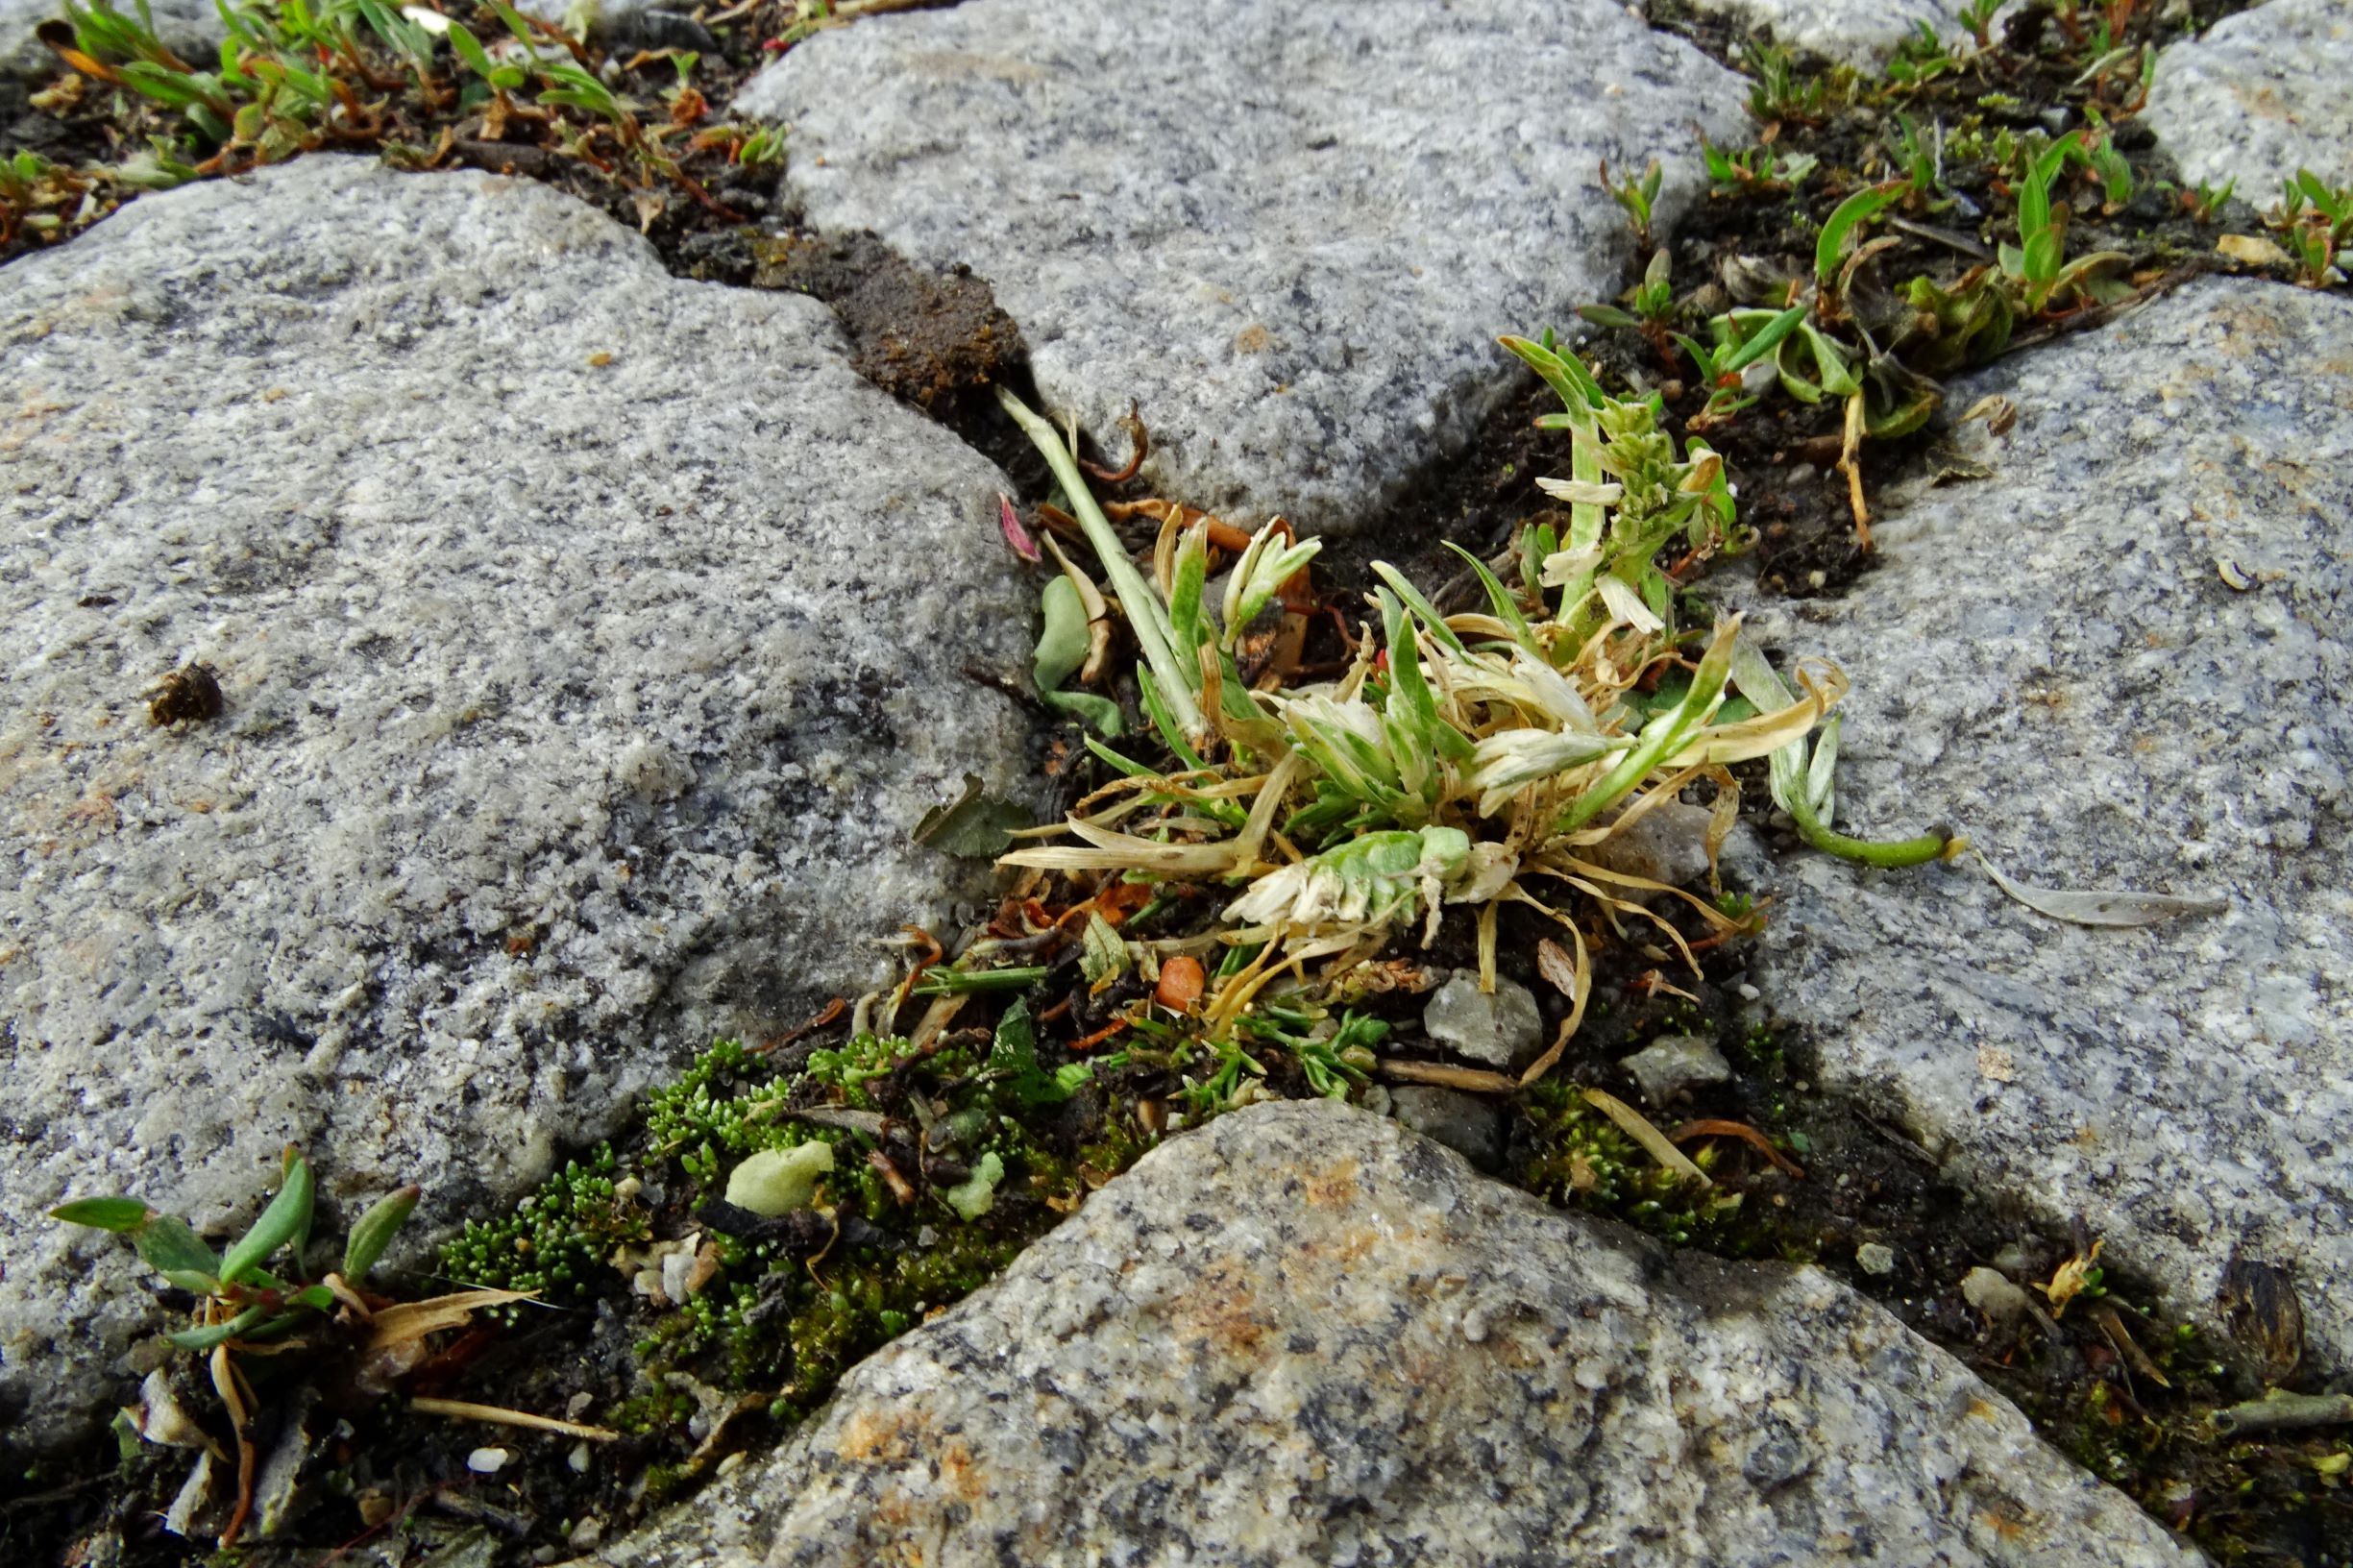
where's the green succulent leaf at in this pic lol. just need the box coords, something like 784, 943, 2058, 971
1815, 183, 1902, 283
135, 1213, 223, 1294
1034, 575, 1091, 693
219, 1147, 314, 1286
341, 1184, 421, 1282
51, 1197, 150, 1232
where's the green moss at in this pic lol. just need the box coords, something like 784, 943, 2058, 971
441, 1028, 1159, 1444
1513, 1081, 1733, 1246
438, 1144, 646, 1307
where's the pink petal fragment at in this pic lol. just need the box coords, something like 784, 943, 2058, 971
998, 494, 1042, 563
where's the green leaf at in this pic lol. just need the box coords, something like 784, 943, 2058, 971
1577, 305, 1644, 331
484, 0, 538, 45
1167, 522, 1210, 660
1558, 620, 1739, 831
910, 964, 1051, 995
1720, 306, 1809, 375
1230, 536, 1320, 632
135, 1213, 222, 1293
988, 999, 1084, 1106
1670, 331, 1721, 380
1033, 575, 1090, 693
1366, 562, 1466, 654
1137, 667, 1211, 772
341, 1184, 419, 1282
51, 1197, 150, 1232
446, 17, 499, 80
995, 388, 1204, 742
913, 772, 1032, 858
1442, 543, 1540, 658
1815, 183, 1901, 283
1042, 689, 1124, 736
1497, 334, 1604, 425
219, 1147, 314, 1286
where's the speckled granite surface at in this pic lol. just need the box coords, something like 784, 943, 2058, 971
0, 157, 1031, 1450
737, 0, 1745, 535
2145, 0, 2353, 198
587, 1102, 2199, 1567
1726, 278, 2353, 1373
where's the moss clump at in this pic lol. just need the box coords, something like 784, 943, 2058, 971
1513, 1081, 1734, 1245
441, 1023, 1164, 1441
439, 1146, 648, 1304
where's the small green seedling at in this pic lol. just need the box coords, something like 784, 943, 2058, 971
1602, 157, 1662, 250
1956, 0, 2002, 47
1998, 132, 2130, 312
2183, 176, 2235, 224
1883, 20, 1961, 86
2274, 168, 2352, 287
1578, 249, 1678, 361
1700, 136, 1819, 197
53, 1148, 418, 1349
736, 124, 786, 166
1884, 114, 1951, 212
2076, 112, 2135, 212
1742, 39, 1834, 125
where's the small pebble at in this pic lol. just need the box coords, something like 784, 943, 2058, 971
467, 1447, 510, 1475
569, 1441, 593, 1475
1856, 1242, 1897, 1277
1736, 983, 1760, 1002
1424, 974, 1543, 1069
569, 1518, 605, 1550
1962, 1265, 2034, 1323
1619, 1034, 1731, 1106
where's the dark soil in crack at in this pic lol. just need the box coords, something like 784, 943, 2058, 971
740, 230, 1065, 486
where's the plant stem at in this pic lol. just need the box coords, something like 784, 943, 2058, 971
995, 386, 1209, 745
912, 965, 1053, 995
1784, 791, 1952, 867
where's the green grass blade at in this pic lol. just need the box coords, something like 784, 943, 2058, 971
1367, 561, 1466, 653
219, 1147, 313, 1286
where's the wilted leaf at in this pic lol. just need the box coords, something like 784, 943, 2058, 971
1582, 1088, 1710, 1188
2217, 233, 2292, 268
1976, 852, 2227, 927
2039, 1237, 2102, 1316
1534, 937, 1581, 998
1078, 912, 1126, 987
362, 1288, 534, 1354
914, 773, 1032, 858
